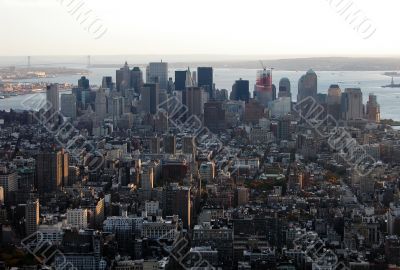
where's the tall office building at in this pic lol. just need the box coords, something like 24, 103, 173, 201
46, 84, 59, 121
204, 101, 226, 132
236, 187, 250, 206
197, 67, 214, 98
164, 135, 176, 155
165, 184, 191, 229
80, 89, 95, 110
185, 87, 205, 118
366, 93, 380, 123
327, 84, 342, 104
159, 89, 168, 105
0, 166, 18, 202
183, 136, 196, 157
270, 97, 291, 118
224, 100, 245, 127
78, 76, 90, 90
61, 93, 77, 119
36, 149, 68, 193
297, 69, 318, 102
175, 70, 187, 91
254, 69, 273, 107
141, 83, 160, 115
231, 79, 250, 103
72, 87, 83, 109
131, 67, 144, 94
278, 116, 292, 141
149, 137, 160, 154
168, 77, 175, 93
185, 67, 194, 87
341, 88, 364, 121
25, 199, 39, 236
141, 166, 154, 200
101, 76, 113, 90
278, 77, 291, 98
154, 111, 168, 133
116, 62, 132, 92
111, 96, 125, 125
146, 62, 168, 90
327, 84, 342, 121
141, 167, 154, 191
244, 99, 265, 124
95, 88, 107, 121
216, 89, 229, 101
62, 151, 69, 186
192, 71, 197, 86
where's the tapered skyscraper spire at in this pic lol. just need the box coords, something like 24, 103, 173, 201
185, 67, 194, 87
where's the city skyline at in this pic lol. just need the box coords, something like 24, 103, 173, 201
1, 1, 400, 269
1, 0, 400, 56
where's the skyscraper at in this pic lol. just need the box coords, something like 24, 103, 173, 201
131, 67, 144, 94
101, 76, 113, 90
25, 199, 39, 236
149, 137, 160, 154
146, 62, 168, 90
254, 69, 273, 107
95, 88, 107, 121
244, 99, 265, 124
111, 96, 125, 126
327, 84, 342, 121
0, 166, 18, 202
197, 67, 213, 98
61, 93, 77, 119
141, 83, 160, 115
191, 71, 197, 86
141, 167, 154, 191
366, 93, 380, 123
175, 70, 187, 91
185, 87, 205, 118
165, 184, 191, 229
36, 149, 67, 193
278, 77, 291, 98
164, 135, 176, 155
78, 76, 90, 90
231, 79, 250, 103
116, 62, 132, 92
277, 116, 292, 141
182, 136, 196, 157
341, 88, 364, 121
270, 97, 292, 118
46, 83, 59, 112
141, 166, 154, 200
168, 77, 175, 93
297, 69, 318, 102
204, 101, 226, 132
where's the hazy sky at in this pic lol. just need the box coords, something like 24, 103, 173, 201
0, 0, 399, 57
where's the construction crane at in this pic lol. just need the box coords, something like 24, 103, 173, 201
259, 60, 267, 71
259, 60, 274, 74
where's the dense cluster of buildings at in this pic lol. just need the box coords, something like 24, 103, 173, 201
0, 61, 398, 270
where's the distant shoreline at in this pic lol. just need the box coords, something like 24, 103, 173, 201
1, 56, 400, 71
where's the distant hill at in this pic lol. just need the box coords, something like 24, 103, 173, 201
165, 57, 400, 71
